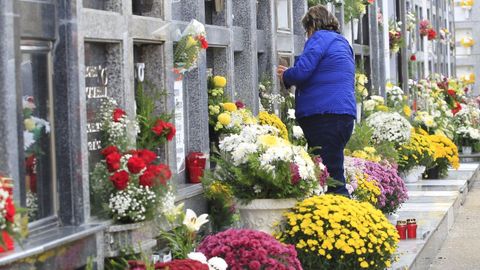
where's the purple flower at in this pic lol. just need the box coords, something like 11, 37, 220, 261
198, 229, 302, 270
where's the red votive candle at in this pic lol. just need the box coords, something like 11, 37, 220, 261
396, 220, 407, 240
407, 219, 417, 239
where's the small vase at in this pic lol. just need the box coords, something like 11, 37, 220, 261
343, 23, 353, 45
464, 8, 471, 19
352, 18, 360, 41
237, 198, 297, 234
356, 102, 362, 122
462, 146, 472, 155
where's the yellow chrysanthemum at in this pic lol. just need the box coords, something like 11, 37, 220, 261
213, 76, 227, 88
258, 134, 280, 147
276, 195, 399, 269
258, 111, 289, 140
403, 105, 412, 117
217, 112, 231, 125
24, 118, 36, 131
222, 102, 237, 112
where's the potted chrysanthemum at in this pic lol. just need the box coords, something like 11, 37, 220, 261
207, 124, 329, 233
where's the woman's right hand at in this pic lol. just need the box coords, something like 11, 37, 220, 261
276, 65, 288, 81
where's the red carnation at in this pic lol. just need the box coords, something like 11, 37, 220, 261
5, 197, 15, 223
105, 152, 122, 172
452, 102, 462, 115
101, 145, 119, 157
290, 163, 301, 185
110, 170, 130, 190
135, 149, 157, 164
198, 35, 208, 49
155, 259, 208, 270
127, 156, 146, 174
410, 54, 416, 61
165, 122, 176, 141
427, 29, 437, 40
112, 108, 126, 122
152, 120, 165, 136
447, 89, 456, 96
139, 170, 155, 187
235, 100, 245, 109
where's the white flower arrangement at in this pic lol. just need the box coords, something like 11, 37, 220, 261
414, 111, 437, 128
100, 97, 139, 150
363, 95, 385, 112
366, 112, 412, 145
456, 126, 480, 142
108, 185, 156, 222
188, 252, 228, 270
386, 82, 404, 106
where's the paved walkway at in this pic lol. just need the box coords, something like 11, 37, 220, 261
429, 180, 480, 270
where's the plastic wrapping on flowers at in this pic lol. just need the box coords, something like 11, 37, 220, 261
197, 229, 303, 270
275, 195, 399, 270
173, 19, 208, 75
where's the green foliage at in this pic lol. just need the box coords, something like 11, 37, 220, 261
105, 247, 155, 270
201, 171, 238, 232
344, 0, 367, 23
89, 162, 115, 219
346, 123, 399, 163
136, 81, 171, 150
308, 0, 342, 8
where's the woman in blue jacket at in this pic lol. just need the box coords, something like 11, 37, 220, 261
277, 5, 356, 196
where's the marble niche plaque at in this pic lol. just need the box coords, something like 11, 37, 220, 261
84, 43, 110, 171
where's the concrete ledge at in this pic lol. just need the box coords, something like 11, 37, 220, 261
391, 163, 479, 270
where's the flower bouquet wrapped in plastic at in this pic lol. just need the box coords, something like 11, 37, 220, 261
174, 19, 208, 76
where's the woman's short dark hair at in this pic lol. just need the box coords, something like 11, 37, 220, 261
302, 5, 340, 34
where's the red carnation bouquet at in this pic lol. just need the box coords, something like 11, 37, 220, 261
0, 176, 18, 252
94, 146, 172, 223
91, 98, 173, 223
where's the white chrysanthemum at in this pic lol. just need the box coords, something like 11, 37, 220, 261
292, 125, 304, 139
287, 109, 296, 120
366, 112, 411, 144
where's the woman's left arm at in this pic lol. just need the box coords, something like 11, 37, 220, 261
282, 36, 324, 88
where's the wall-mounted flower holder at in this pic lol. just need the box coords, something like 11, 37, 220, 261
460, 37, 474, 55
135, 63, 145, 82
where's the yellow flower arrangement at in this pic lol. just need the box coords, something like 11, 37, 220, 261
354, 173, 382, 206
397, 129, 435, 173
217, 112, 231, 126
276, 195, 399, 270
428, 133, 460, 171
460, 0, 474, 8
213, 76, 227, 88
355, 73, 369, 102
258, 111, 289, 140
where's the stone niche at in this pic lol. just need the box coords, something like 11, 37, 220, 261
83, 0, 122, 12
132, 0, 163, 18
205, 0, 227, 26
84, 41, 123, 217
133, 42, 168, 162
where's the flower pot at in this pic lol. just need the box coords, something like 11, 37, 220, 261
423, 166, 440, 179
464, 8, 471, 19
386, 213, 399, 225
237, 198, 297, 234
462, 146, 473, 155
132, 0, 154, 14
104, 222, 157, 258
401, 166, 425, 183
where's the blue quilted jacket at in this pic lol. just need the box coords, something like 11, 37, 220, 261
283, 30, 356, 119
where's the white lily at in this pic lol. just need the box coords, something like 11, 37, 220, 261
188, 252, 228, 270
183, 209, 209, 232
